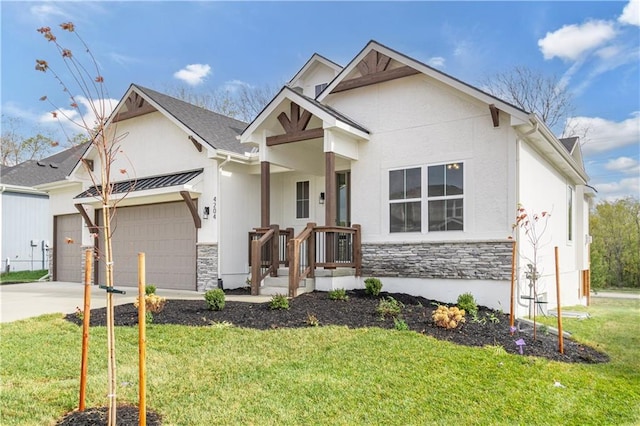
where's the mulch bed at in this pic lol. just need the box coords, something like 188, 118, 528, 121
60, 289, 608, 425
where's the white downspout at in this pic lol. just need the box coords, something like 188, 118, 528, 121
216, 155, 231, 287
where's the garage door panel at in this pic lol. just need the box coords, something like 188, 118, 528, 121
98, 202, 196, 290
55, 214, 83, 282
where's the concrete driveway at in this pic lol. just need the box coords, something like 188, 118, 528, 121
0, 281, 268, 323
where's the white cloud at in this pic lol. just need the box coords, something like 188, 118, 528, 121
594, 176, 639, 202
38, 95, 118, 140
604, 156, 640, 174
427, 56, 446, 68
538, 20, 616, 61
30, 4, 67, 21
221, 79, 251, 93
619, 0, 640, 26
567, 112, 640, 155
173, 64, 211, 86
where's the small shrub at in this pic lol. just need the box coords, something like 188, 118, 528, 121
328, 288, 349, 301
393, 317, 409, 331
376, 296, 403, 318
364, 277, 382, 296
145, 311, 154, 324
432, 305, 466, 329
145, 285, 157, 296
269, 294, 289, 310
204, 288, 226, 311
457, 292, 478, 316
134, 294, 167, 313
306, 313, 319, 327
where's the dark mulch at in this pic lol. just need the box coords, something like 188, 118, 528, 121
56, 405, 161, 426
60, 289, 608, 425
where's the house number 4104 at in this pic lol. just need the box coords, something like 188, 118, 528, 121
212, 197, 217, 219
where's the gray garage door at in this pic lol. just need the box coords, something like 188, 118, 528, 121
55, 214, 83, 282
97, 202, 196, 290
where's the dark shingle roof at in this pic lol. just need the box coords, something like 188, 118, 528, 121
0, 143, 88, 187
74, 169, 203, 198
133, 85, 248, 154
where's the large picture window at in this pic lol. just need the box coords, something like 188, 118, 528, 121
296, 181, 309, 219
427, 163, 464, 231
389, 168, 421, 232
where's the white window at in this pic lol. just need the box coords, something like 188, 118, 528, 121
296, 181, 310, 219
315, 83, 328, 97
388, 162, 464, 233
427, 163, 464, 231
389, 167, 421, 232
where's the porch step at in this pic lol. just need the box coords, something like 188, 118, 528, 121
260, 275, 315, 296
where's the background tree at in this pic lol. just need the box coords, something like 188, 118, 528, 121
590, 197, 640, 289
36, 22, 129, 425
480, 65, 574, 132
167, 83, 279, 122
1, 115, 56, 166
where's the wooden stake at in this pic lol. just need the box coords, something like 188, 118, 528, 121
554, 247, 564, 354
138, 253, 146, 426
79, 249, 92, 411
509, 240, 517, 330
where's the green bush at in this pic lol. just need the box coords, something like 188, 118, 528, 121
393, 317, 409, 331
364, 277, 382, 296
145, 285, 157, 295
328, 288, 349, 301
269, 294, 289, 310
376, 296, 403, 318
204, 288, 226, 311
457, 292, 478, 316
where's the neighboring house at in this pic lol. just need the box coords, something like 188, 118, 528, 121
1, 144, 86, 272
44, 41, 592, 316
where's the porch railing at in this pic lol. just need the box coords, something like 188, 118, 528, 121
248, 226, 294, 295
248, 223, 361, 297
288, 223, 362, 297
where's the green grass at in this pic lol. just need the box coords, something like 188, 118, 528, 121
0, 269, 48, 284
1, 299, 639, 425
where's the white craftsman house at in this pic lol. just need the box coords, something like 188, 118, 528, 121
43, 41, 592, 316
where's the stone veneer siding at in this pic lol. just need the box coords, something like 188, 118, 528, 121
197, 243, 218, 291
362, 240, 513, 280
80, 246, 94, 284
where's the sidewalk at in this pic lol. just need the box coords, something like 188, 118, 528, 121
591, 291, 640, 300
0, 281, 270, 323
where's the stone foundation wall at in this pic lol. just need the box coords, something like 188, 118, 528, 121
197, 243, 218, 291
362, 240, 513, 280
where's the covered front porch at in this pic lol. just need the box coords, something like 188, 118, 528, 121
240, 87, 370, 296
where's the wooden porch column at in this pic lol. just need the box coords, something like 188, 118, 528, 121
261, 161, 270, 227
325, 152, 336, 226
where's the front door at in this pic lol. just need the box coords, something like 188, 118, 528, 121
336, 171, 351, 226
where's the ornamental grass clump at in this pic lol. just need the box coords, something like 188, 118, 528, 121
269, 294, 290, 310
432, 305, 466, 329
376, 296, 403, 318
134, 294, 167, 314
328, 288, 349, 301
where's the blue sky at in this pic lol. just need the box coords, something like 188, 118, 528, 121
1, 0, 638, 203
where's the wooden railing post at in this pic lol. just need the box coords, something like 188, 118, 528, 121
288, 238, 299, 297
270, 224, 279, 277
250, 239, 260, 295
308, 223, 316, 278
284, 228, 294, 267
353, 224, 362, 276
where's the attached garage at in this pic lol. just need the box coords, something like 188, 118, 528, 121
54, 214, 83, 282
97, 201, 197, 290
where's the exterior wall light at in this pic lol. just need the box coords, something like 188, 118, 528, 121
203, 206, 210, 219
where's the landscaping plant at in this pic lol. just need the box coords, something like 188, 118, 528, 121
364, 277, 382, 296
376, 296, 403, 318
269, 294, 290, 310
456, 292, 478, 316
204, 289, 226, 311
328, 288, 349, 301
432, 305, 466, 329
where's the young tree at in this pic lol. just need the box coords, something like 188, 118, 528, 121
36, 23, 127, 425
480, 66, 574, 132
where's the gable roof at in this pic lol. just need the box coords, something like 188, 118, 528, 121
1, 143, 88, 187
288, 53, 343, 89
131, 84, 248, 154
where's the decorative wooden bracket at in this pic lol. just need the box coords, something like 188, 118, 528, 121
332, 50, 420, 94
113, 91, 156, 122
180, 191, 202, 229
189, 135, 203, 152
266, 102, 323, 146
74, 203, 99, 234
489, 104, 500, 127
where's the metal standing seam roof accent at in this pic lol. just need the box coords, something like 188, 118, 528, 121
74, 169, 203, 199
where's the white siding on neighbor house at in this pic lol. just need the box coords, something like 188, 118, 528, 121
327, 74, 515, 242
517, 139, 584, 312
1, 191, 50, 272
